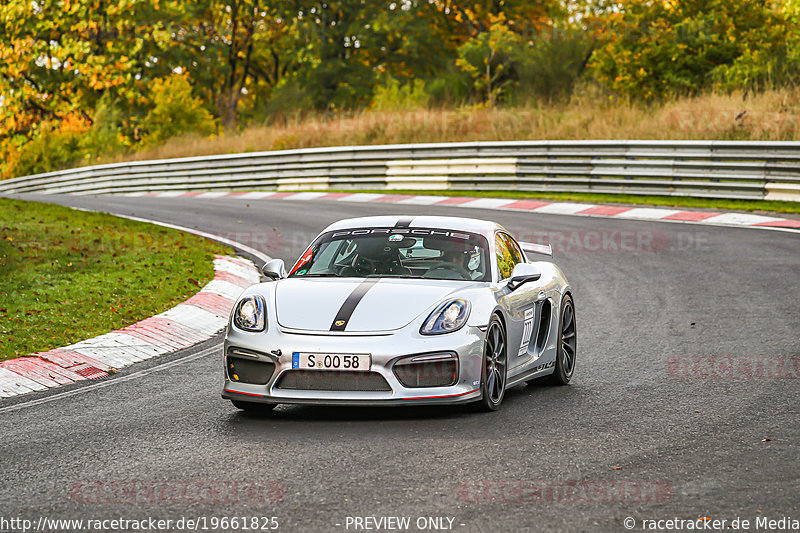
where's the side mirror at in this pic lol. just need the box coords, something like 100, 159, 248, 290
507, 263, 541, 291
261, 258, 286, 281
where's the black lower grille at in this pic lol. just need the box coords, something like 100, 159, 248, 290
275, 370, 392, 391
394, 359, 458, 388
227, 356, 275, 385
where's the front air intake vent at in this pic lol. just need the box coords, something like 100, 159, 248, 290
275, 370, 392, 391
227, 356, 275, 385
393, 356, 458, 388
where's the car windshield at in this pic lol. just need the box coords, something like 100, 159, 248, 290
288, 227, 491, 281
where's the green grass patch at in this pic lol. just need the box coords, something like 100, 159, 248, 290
0, 198, 231, 361
318, 189, 800, 215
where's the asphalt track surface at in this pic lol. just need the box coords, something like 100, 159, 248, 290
2, 193, 799, 533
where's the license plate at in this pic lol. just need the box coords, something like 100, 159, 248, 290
292, 352, 371, 371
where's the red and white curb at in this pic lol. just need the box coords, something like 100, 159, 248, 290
0, 255, 259, 399
125, 191, 800, 232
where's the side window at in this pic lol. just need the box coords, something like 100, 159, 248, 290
495, 233, 521, 280
506, 235, 524, 265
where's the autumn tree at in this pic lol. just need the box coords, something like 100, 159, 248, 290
432, 0, 559, 41
0, 0, 189, 177
457, 16, 521, 106
178, 0, 293, 129
589, 0, 797, 99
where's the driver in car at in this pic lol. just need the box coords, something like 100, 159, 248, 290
350, 239, 412, 276
429, 243, 484, 280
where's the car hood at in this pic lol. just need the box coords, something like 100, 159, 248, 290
275, 277, 474, 332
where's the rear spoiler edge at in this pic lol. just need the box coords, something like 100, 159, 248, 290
519, 241, 553, 258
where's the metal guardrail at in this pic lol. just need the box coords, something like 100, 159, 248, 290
1, 140, 799, 201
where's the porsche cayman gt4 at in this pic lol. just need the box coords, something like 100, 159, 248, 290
222, 216, 575, 412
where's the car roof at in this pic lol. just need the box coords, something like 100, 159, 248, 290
322, 215, 504, 237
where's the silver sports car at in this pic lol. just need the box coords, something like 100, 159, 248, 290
221, 215, 575, 412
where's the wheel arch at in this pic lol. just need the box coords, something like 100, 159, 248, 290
489, 307, 508, 344
492, 307, 507, 329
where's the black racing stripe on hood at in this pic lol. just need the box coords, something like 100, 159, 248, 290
394, 217, 414, 228
329, 278, 380, 331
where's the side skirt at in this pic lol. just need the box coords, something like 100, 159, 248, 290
506, 359, 557, 387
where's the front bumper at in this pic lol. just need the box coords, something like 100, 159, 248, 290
221, 324, 486, 406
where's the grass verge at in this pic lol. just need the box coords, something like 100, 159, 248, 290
318, 189, 800, 215
111, 88, 800, 165
0, 198, 231, 361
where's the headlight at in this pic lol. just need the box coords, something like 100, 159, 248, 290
420, 299, 471, 335
233, 295, 266, 332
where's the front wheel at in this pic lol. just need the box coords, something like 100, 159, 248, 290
545, 294, 576, 385
475, 315, 507, 412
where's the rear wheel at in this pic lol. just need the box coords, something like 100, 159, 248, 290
231, 400, 277, 413
546, 294, 576, 385
475, 315, 507, 412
